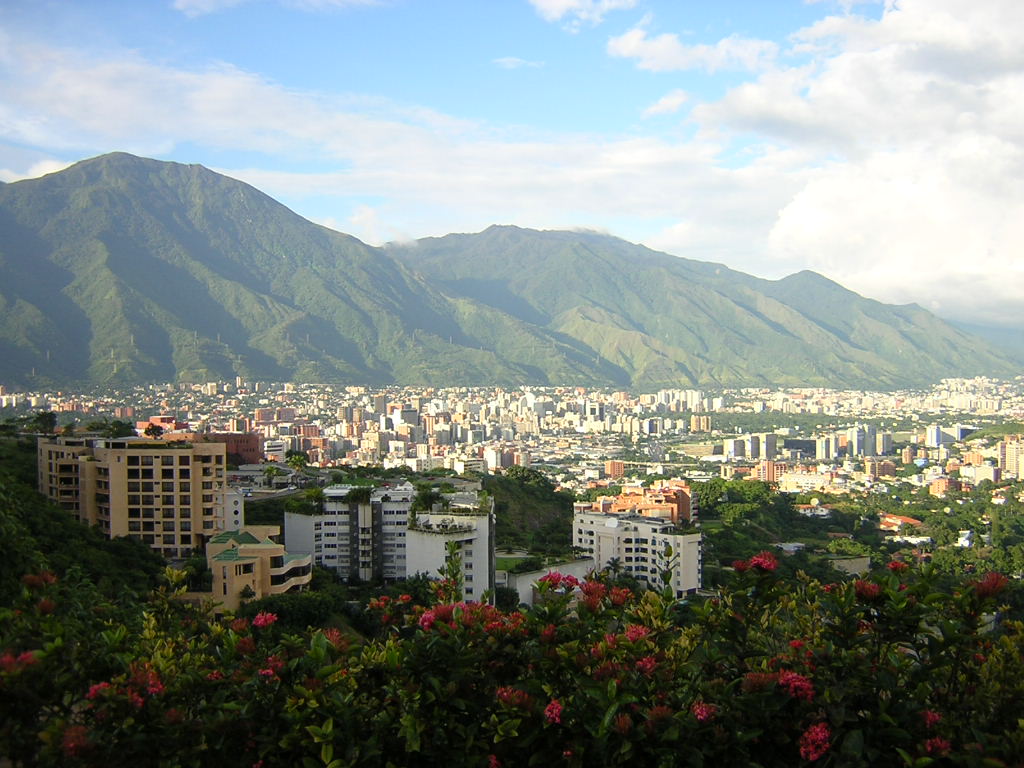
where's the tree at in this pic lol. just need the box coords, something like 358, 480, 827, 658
264, 465, 283, 488
286, 452, 309, 474
27, 411, 57, 434
143, 423, 164, 439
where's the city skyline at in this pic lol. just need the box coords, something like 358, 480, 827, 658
2, 0, 1022, 328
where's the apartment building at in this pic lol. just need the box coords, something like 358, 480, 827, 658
573, 510, 701, 598
206, 525, 312, 613
285, 482, 495, 599
37, 435, 226, 559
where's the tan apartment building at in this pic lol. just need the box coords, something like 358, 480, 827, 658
37, 435, 227, 559
206, 526, 312, 613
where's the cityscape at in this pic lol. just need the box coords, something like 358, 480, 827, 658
3, 0, 1024, 764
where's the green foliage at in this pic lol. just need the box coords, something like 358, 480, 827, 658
484, 470, 574, 554
3, 558, 1024, 766
0, 438, 164, 605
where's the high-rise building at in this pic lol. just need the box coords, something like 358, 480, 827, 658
573, 511, 701, 598
37, 435, 227, 559
285, 483, 495, 600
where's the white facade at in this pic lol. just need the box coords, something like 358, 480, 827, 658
285, 482, 494, 597
573, 511, 701, 598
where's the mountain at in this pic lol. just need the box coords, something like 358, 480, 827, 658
0, 153, 1017, 389
387, 226, 1018, 388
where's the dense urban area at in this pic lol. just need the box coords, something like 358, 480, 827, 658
3, 374, 1024, 765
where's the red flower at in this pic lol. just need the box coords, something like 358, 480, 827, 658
624, 624, 651, 643
252, 611, 278, 628
635, 656, 658, 677
788, 639, 805, 651
778, 670, 814, 701
36, 598, 56, 615
540, 623, 557, 643
236, 637, 256, 655
924, 737, 951, 756
16, 650, 37, 666
973, 572, 1009, 600
399, 594, 412, 603
488, 755, 501, 768
799, 722, 831, 761
690, 700, 717, 723
887, 560, 909, 572
854, 580, 882, 601
921, 709, 942, 729
231, 618, 249, 633
580, 580, 606, 599
613, 713, 633, 734
86, 682, 112, 700
62, 725, 91, 757
610, 586, 633, 606
732, 560, 749, 572
741, 671, 778, 693
749, 551, 778, 572
644, 705, 673, 733
544, 698, 563, 724
496, 686, 531, 710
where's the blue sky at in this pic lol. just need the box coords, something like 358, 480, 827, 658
1, 0, 1022, 327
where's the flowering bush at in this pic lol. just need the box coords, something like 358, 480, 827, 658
2, 563, 1024, 766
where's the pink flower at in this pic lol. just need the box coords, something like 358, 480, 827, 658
86, 682, 112, 700
544, 698, 563, 724
690, 700, 717, 723
924, 737, 951, 756
778, 670, 814, 701
887, 560, 909, 572
16, 651, 37, 666
732, 559, 750, 572
749, 551, 778, 572
624, 624, 651, 643
921, 710, 942, 729
799, 722, 831, 761
488, 755, 501, 768
418, 610, 436, 631
635, 656, 658, 677
252, 611, 278, 628
258, 668, 276, 678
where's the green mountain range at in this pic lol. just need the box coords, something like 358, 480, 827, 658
0, 152, 1017, 389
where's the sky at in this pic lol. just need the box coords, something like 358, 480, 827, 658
1, 0, 1022, 329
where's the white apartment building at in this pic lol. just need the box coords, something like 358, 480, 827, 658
285, 482, 495, 599
573, 511, 701, 598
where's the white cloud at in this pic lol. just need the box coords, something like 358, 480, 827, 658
642, 88, 688, 118
3, 0, 1024, 326
528, 0, 636, 29
493, 57, 544, 69
0, 158, 74, 183
608, 28, 778, 72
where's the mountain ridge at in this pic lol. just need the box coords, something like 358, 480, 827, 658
0, 152, 1017, 389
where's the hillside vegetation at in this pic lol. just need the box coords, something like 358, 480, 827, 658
0, 153, 1017, 389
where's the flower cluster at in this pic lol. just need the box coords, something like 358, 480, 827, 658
252, 612, 278, 629
799, 722, 831, 761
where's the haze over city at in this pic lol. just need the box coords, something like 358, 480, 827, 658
2, 0, 1022, 328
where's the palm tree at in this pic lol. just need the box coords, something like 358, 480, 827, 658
286, 452, 309, 473
263, 465, 283, 488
